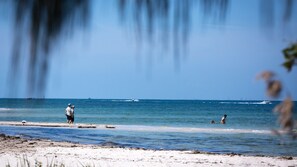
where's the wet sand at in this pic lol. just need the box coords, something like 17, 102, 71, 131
0, 121, 96, 128
0, 133, 296, 167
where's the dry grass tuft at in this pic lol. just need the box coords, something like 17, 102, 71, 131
258, 71, 296, 139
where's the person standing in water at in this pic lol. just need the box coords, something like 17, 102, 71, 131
221, 114, 227, 124
65, 103, 72, 123
70, 105, 75, 124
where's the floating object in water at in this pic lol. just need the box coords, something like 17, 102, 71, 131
105, 125, 116, 129
77, 124, 96, 128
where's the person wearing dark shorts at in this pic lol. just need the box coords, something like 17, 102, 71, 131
70, 105, 75, 123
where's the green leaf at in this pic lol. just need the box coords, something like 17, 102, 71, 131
283, 47, 293, 59
282, 60, 294, 72
283, 52, 290, 60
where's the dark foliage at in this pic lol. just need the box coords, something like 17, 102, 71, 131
282, 43, 297, 72
10, 0, 89, 97
5, 0, 296, 97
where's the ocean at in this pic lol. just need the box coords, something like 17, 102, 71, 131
0, 99, 296, 156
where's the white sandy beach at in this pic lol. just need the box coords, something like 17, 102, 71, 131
0, 134, 296, 167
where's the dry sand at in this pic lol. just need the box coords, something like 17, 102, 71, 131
0, 134, 296, 166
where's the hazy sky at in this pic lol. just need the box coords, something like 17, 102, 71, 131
1, 0, 297, 100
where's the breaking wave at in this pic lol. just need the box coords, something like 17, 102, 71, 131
0, 108, 14, 111
219, 101, 272, 105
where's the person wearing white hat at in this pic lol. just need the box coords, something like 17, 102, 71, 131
65, 103, 72, 123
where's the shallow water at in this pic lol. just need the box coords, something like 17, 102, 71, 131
0, 99, 296, 156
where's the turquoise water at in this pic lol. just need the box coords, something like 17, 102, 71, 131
0, 99, 296, 156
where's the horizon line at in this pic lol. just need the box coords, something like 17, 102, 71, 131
0, 98, 284, 101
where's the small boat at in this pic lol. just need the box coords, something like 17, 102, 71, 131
259, 100, 271, 104
124, 99, 139, 102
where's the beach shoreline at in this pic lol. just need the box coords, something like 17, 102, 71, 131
0, 121, 275, 134
0, 133, 296, 167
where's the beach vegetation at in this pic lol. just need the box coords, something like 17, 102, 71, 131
3, 153, 101, 167
258, 71, 296, 139
4, 155, 70, 167
78, 160, 96, 167
282, 43, 297, 72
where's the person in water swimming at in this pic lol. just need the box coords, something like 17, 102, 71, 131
221, 114, 227, 124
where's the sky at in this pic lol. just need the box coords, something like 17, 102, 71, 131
0, 0, 297, 100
